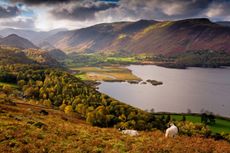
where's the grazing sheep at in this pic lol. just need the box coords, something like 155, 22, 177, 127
165, 123, 178, 138
119, 128, 139, 136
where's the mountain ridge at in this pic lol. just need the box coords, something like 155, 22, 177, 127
45, 18, 230, 55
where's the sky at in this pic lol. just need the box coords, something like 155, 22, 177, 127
0, 0, 230, 31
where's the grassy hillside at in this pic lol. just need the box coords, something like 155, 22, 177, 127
1, 99, 230, 153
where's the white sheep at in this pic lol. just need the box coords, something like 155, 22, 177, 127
119, 128, 139, 136
165, 123, 178, 138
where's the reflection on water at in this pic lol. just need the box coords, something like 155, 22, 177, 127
98, 65, 230, 117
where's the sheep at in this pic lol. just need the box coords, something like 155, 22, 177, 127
119, 127, 139, 136
165, 123, 178, 138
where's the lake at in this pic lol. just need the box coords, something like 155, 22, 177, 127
98, 65, 230, 118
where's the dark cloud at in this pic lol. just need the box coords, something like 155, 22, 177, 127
0, 5, 19, 18
48, 0, 224, 23
51, 0, 118, 21
10, 0, 72, 5
93, 0, 230, 22
109, 0, 213, 20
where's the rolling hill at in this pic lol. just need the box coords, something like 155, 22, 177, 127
0, 34, 38, 49
47, 18, 230, 55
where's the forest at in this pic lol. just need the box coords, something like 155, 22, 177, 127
0, 64, 165, 130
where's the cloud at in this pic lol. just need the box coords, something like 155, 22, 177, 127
0, 5, 19, 18
204, 1, 230, 20
50, 0, 118, 21
10, 0, 72, 5
95, 0, 214, 21
3, 0, 230, 31
0, 16, 35, 29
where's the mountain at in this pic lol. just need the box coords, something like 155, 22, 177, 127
0, 28, 67, 45
216, 21, 230, 27
47, 20, 157, 53
47, 18, 230, 55
0, 34, 38, 49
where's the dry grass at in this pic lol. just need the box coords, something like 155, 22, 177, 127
0, 97, 230, 153
73, 66, 141, 81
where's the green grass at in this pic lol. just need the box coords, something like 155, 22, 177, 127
209, 119, 230, 133
106, 57, 137, 62
171, 114, 230, 133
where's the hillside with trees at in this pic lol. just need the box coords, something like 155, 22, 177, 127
0, 64, 163, 130
0, 47, 61, 67
0, 99, 230, 153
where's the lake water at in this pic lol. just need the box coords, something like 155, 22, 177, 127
98, 65, 230, 117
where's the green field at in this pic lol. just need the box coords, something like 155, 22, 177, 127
63, 52, 154, 68
106, 57, 137, 63
170, 114, 230, 133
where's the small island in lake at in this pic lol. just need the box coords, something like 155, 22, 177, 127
146, 79, 163, 86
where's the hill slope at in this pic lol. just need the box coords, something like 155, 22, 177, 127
47, 20, 157, 53
0, 34, 38, 49
0, 99, 230, 153
0, 47, 60, 67
48, 18, 230, 55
